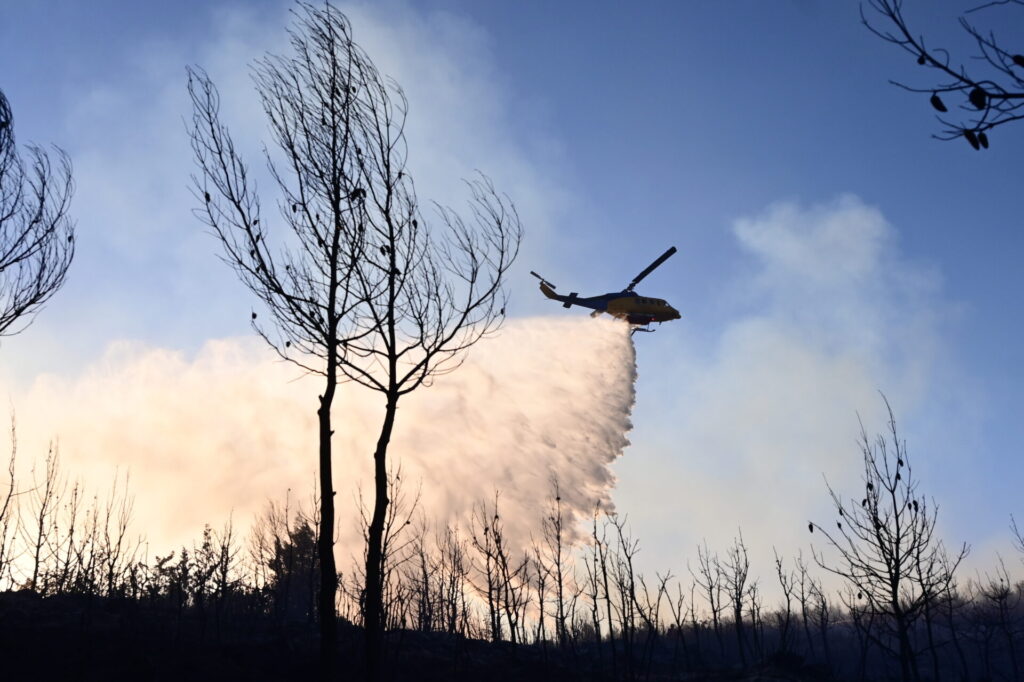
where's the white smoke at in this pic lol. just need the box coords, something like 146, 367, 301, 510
4, 316, 637, 563
615, 195, 958, 594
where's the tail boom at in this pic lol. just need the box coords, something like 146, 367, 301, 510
539, 281, 559, 300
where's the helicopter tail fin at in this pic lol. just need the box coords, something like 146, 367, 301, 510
539, 281, 559, 300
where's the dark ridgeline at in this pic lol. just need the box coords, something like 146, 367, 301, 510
187, 3, 520, 678
0, 88, 75, 336
1, 400, 1021, 682
863, 0, 1024, 149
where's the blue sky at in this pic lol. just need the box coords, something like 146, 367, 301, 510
2, 1, 1022, 581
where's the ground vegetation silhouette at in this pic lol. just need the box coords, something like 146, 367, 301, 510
1, 403, 1020, 681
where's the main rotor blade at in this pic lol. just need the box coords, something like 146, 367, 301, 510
626, 246, 677, 291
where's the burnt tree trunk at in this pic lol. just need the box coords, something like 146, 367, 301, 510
365, 393, 398, 681
317, 352, 339, 677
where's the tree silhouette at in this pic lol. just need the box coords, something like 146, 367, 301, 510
188, 3, 520, 678
267, 516, 319, 624
722, 532, 752, 667
863, 0, 1024, 148
0, 88, 75, 336
811, 397, 968, 682
188, 2, 374, 664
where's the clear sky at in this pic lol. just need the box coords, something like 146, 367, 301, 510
2, 1, 1022, 585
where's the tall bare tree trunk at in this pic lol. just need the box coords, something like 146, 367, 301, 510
896, 615, 919, 682
317, 355, 339, 676
365, 394, 398, 681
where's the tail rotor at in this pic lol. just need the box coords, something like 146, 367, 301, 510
530, 271, 557, 289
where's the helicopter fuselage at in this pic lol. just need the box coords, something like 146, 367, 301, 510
531, 245, 680, 329
538, 282, 680, 326
606, 291, 680, 325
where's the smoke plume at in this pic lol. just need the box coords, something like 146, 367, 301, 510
4, 316, 637, 562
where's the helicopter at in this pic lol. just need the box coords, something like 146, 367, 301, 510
530, 246, 681, 333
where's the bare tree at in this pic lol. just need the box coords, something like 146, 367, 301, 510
188, 4, 519, 675
341, 102, 519, 680
691, 540, 726, 659
589, 506, 619, 679
22, 443, 65, 591
773, 549, 796, 655
469, 494, 531, 646
0, 416, 21, 587
841, 583, 879, 682
666, 581, 692, 671
721, 531, 751, 666
747, 581, 765, 661
537, 479, 575, 648
809, 573, 833, 670
402, 517, 473, 637
936, 553, 972, 682
862, 0, 1024, 148
355, 465, 419, 632
811, 397, 968, 682
470, 496, 503, 643
794, 551, 818, 660
1013, 514, 1024, 556
634, 571, 671, 680
609, 514, 642, 680
0, 89, 75, 336
975, 557, 1022, 681
188, 30, 355, 665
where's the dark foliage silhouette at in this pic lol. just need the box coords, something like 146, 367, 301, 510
1, 438, 1022, 680
863, 0, 1024, 148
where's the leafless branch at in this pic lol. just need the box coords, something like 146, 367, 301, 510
0, 89, 75, 336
